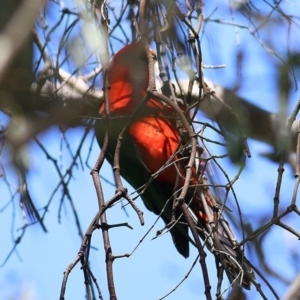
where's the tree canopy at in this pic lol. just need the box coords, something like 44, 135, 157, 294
0, 1, 300, 300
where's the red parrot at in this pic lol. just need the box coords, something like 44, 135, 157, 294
96, 42, 254, 289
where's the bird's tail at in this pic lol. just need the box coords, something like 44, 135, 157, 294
19, 171, 47, 232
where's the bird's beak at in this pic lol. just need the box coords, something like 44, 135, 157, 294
149, 48, 157, 60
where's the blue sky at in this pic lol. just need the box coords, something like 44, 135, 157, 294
1, 1, 300, 299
